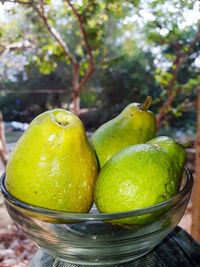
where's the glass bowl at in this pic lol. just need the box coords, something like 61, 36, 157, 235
0, 168, 193, 266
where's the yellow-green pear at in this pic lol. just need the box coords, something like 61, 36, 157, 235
6, 109, 99, 212
94, 136, 187, 225
91, 96, 156, 167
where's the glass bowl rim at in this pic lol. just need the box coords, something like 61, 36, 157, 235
0, 167, 193, 221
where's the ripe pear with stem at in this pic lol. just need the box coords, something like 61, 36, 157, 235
6, 109, 99, 213
91, 96, 156, 167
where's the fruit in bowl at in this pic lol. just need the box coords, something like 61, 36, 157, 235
5, 109, 99, 213
0, 98, 194, 265
94, 136, 189, 225
4, 97, 192, 226
0, 168, 193, 265
91, 96, 156, 167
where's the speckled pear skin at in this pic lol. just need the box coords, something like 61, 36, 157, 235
94, 138, 186, 225
95, 143, 180, 213
6, 109, 99, 212
148, 136, 186, 181
91, 102, 156, 167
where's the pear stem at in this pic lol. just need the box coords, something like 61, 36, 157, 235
141, 96, 153, 111
180, 140, 194, 149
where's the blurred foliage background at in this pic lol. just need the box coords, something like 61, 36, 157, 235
0, 0, 199, 138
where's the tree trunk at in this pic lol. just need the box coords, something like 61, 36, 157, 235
156, 28, 200, 128
191, 87, 200, 241
71, 63, 80, 114
156, 93, 176, 131
0, 112, 8, 167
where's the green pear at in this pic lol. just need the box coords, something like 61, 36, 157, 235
6, 109, 99, 213
91, 96, 156, 167
94, 136, 187, 224
148, 136, 190, 180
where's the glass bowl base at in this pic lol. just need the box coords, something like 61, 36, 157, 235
28, 248, 148, 267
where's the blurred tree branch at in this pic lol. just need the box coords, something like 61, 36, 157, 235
0, 40, 34, 56
0, 112, 8, 167
0, 0, 34, 4
2, 0, 95, 114
65, 0, 95, 114
156, 26, 200, 130
32, 1, 75, 65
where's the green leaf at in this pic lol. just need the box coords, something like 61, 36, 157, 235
39, 61, 57, 75
130, 0, 140, 7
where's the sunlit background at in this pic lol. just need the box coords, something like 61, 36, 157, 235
0, 1, 200, 266
0, 0, 199, 140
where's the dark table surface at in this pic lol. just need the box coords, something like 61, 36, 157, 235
29, 226, 200, 267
